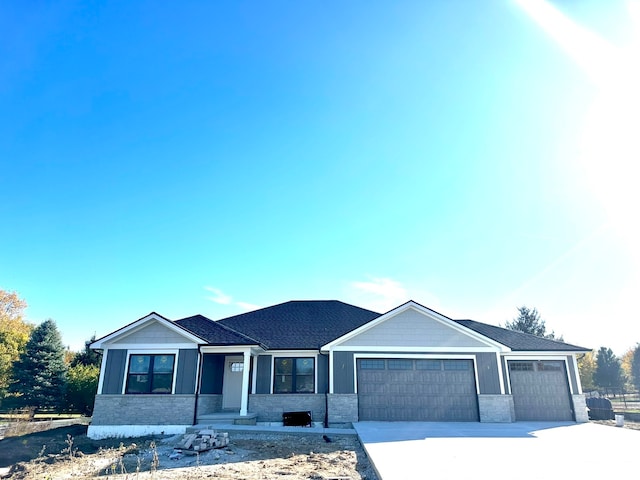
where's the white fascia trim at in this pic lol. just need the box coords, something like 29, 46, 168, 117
496, 352, 505, 395
504, 351, 585, 356
352, 353, 480, 395
87, 424, 188, 440
92, 314, 206, 349
572, 355, 583, 394
269, 351, 320, 395
502, 354, 574, 395
331, 345, 499, 353
251, 355, 258, 394
322, 301, 509, 352
108, 342, 199, 350
122, 348, 180, 395
193, 350, 202, 395
199, 345, 263, 355
96, 346, 109, 395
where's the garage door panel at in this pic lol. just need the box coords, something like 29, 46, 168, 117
357, 358, 479, 422
509, 361, 573, 421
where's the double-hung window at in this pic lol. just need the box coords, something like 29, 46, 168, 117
273, 357, 315, 393
126, 354, 175, 394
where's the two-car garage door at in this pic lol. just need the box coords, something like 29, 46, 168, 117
356, 358, 479, 422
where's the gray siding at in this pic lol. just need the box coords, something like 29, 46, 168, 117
317, 354, 329, 394
341, 309, 487, 348
475, 353, 501, 394
500, 356, 509, 393
333, 351, 355, 394
200, 354, 224, 394
566, 355, 579, 393
175, 349, 198, 394
256, 355, 272, 394
102, 349, 126, 394
111, 320, 191, 344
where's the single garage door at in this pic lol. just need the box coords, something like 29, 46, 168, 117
508, 360, 574, 421
356, 358, 479, 421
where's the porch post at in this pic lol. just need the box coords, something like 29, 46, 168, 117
240, 350, 251, 416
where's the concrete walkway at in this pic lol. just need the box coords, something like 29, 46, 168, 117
354, 421, 639, 480
191, 422, 357, 437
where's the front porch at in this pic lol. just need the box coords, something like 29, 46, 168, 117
198, 348, 258, 418
196, 411, 258, 425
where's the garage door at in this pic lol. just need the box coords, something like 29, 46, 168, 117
508, 360, 573, 421
356, 358, 479, 421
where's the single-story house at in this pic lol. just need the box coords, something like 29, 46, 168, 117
88, 300, 589, 439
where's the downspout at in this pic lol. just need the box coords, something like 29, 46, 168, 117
323, 353, 329, 428
324, 388, 329, 428
193, 346, 203, 426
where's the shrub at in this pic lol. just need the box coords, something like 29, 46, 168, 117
65, 364, 99, 415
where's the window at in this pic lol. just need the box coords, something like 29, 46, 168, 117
388, 359, 413, 370
416, 360, 442, 370
274, 357, 315, 394
360, 359, 386, 370
230, 362, 244, 372
510, 361, 534, 372
537, 361, 563, 372
126, 354, 175, 394
444, 360, 470, 371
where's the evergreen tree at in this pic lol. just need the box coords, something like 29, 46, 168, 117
594, 346, 625, 391
504, 306, 562, 340
9, 319, 68, 410
70, 335, 102, 368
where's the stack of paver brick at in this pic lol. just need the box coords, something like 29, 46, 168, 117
174, 429, 229, 455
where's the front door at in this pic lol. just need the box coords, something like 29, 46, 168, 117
222, 356, 244, 410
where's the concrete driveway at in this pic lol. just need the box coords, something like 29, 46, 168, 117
354, 422, 638, 480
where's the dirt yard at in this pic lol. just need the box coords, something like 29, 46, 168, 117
0, 424, 378, 479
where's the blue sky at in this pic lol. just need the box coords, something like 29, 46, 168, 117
1, 1, 638, 355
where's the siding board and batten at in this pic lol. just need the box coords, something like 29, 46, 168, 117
333, 351, 355, 394
255, 355, 272, 394
475, 352, 501, 394
174, 349, 198, 394
102, 349, 126, 394
317, 354, 329, 393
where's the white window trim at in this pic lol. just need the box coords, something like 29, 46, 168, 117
122, 349, 180, 395
353, 353, 479, 395
96, 347, 108, 395
270, 351, 318, 395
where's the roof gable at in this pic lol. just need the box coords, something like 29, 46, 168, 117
90, 312, 206, 348
217, 300, 380, 350
324, 301, 506, 351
